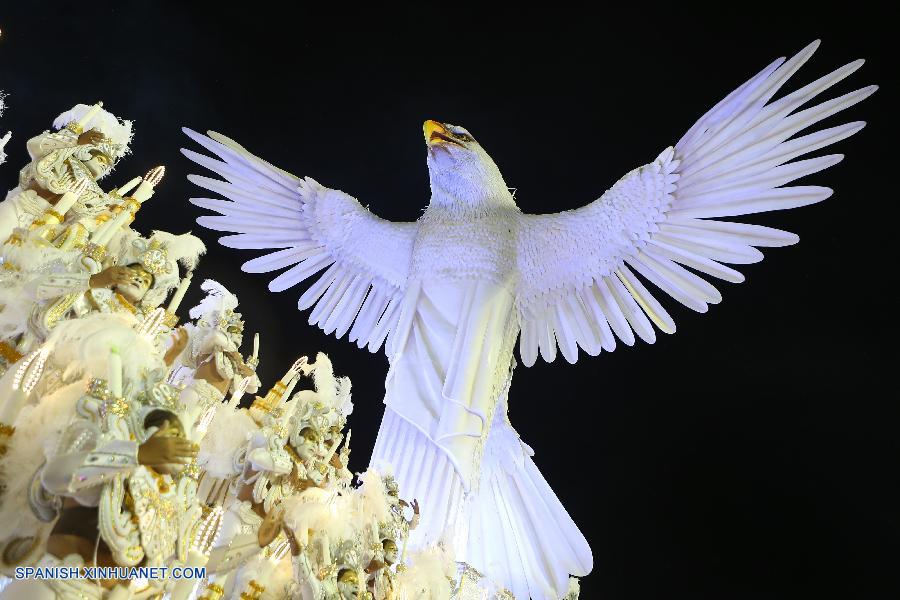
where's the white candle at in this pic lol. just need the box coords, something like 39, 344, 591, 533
167, 272, 193, 314
93, 206, 132, 246
278, 373, 300, 408
53, 179, 90, 217
89, 209, 116, 244
251, 333, 260, 363
131, 180, 154, 203
74, 102, 103, 133
108, 346, 123, 397
132, 166, 165, 202
0, 389, 26, 425
281, 357, 308, 384
116, 176, 142, 197
228, 376, 252, 408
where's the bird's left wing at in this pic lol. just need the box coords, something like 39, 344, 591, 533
182, 129, 419, 352
516, 41, 875, 366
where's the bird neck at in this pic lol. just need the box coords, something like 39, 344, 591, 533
427, 188, 519, 220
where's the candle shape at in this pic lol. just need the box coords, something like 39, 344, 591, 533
277, 373, 300, 410
53, 179, 90, 218
57, 227, 78, 251
92, 204, 132, 246
228, 376, 253, 408
116, 176, 142, 197
131, 166, 165, 202
281, 357, 308, 384
89, 208, 117, 243
250, 333, 260, 365
167, 272, 193, 314
71, 101, 103, 134
108, 346, 123, 398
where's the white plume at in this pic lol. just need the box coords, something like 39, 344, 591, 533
52, 103, 133, 155
283, 487, 355, 548
0, 381, 84, 544
189, 279, 239, 320
45, 312, 164, 384
196, 406, 256, 478
149, 230, 207, 273
395, 545, 455, 600
355, 467, 391, 525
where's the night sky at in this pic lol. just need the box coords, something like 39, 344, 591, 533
1, 4, 896, 598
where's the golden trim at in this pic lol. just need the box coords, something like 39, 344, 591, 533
0, 342, 23, 365
248, 580, 265, 593
114, 293, 138, 315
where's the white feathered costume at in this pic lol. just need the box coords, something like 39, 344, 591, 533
183, 41, 875, 598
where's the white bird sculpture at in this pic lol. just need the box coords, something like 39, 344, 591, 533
183, 41, 875, 599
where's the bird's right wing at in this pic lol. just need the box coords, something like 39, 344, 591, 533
515, 41, 875, 366
182, 129, 419, 352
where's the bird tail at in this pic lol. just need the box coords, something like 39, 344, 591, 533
465, 416, 593, 600
372, 407, 592, 599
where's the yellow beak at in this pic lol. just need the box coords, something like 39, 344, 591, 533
424, 119, 452, 145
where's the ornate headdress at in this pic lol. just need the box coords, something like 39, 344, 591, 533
116, 230, 206, 308
53, 103, 133, 159
332, 539, 363, 571
188, 279, 243, 333
383, 474, 400, 497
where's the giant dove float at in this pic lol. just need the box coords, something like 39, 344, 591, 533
182, 41, 876, 599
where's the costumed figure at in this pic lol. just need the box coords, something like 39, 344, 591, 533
0, 230, 204, 435
193, 357, 323, 598
184, 42, 875, 598
0, 102, 131, 243
175, 279, 260, 399
0, 310, 202, 599
0, 164, 171, 374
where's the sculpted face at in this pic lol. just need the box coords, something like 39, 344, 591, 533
423, 120, 510, 207
337, 568, 359, 598
294, 426, 320, 461
84, 150, 113, 179
114, 264, 154, 304
382, 539, 399, 565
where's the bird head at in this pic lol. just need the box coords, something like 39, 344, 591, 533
423, 120, 514, 210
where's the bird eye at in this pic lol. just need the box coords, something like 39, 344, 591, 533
454, 132, 473, 142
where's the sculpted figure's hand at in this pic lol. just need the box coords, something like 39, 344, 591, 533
137, 422, 198, 467
77, 128, 106, 146
164, 328, 190, 366
89, 266, 134, 289
258, 505, 285, 547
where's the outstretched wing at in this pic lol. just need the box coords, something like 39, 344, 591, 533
182, 129, 419, 352
516, 40, 875, 366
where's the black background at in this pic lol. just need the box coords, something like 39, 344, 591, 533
1, 4, 897, 598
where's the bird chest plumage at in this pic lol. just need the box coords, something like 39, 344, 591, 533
409, 206, 519, 287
